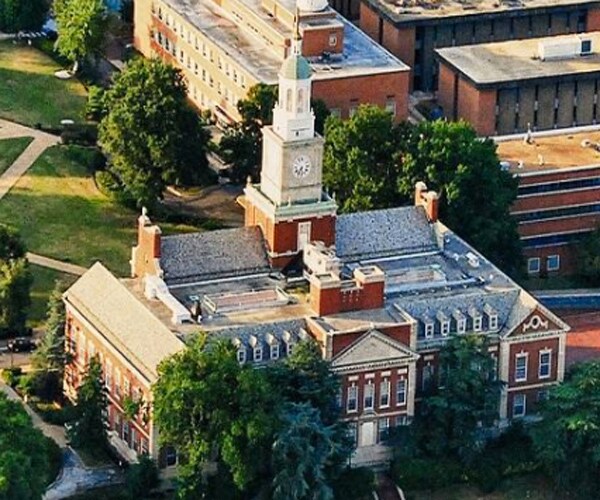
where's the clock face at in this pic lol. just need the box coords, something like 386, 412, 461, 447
292, 155, 311, 178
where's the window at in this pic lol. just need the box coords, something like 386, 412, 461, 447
270, 343, 279, 360
489, 314, 499, 331
253, 345, 263, 362
347, 384, 358, 412
422, 364, 434, 392
473, 315, 482, 332
441, 320, 450, 336
424, 321, 434, 338
395, 415, 409, 426
547, 255, 560, 272
286, 88, 292, 112
286, 342, 294, 356
348, 422, 358, 445
104, 361, 112, 390
537, 389, 549, 403
539, 350, 551, 378
379, 379, 390, 408
114, 369, 121, 399
378, 417, 390, 442
513, 393, 526, 417
515, 353, 528, 382
457, 318, 466, 333
124, 377, 131, 397
385, 97, 397, 117
165, 446, 177, 467
527, 257, 541, 274
582, 39, 592, 54
237, 348, 246, 364
396, 379, 406, 406
328, 34, 337, 46
349, 104, 358, 117
297, 89, 305, 113
364, 381, 374, 410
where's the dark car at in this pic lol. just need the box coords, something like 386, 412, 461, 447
7, 337, 36, 353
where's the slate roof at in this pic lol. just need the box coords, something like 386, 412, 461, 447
335, 206, 437, 261
160, 226, 270, 285
64, 263, 184, 383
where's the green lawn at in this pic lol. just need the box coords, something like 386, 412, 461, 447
29, 265, 77, 327
0, 41, 87, 127
0, 136, 34, 175
0, 145, 198, 277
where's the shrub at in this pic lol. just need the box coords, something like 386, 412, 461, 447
332, 467, 375, 500
392, 457, 464, 492
60, 123, 98, 146
34, 401, 76, 426
85, 86, 107, 121
125, 454, 160, 497
2, 366, 23, 386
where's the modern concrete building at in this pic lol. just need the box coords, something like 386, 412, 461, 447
63, 44, 569, 469
133, 0, 410, 124
496, 125, 600, 276
436, 32, 600, 136
358, 0, 600, 91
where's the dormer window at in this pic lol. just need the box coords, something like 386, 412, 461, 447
237, 348, 246, 364
484, 304, 499, 331
469, 307, 482, 332
424, 319, 434, 339
270, 343, 279, 360
286, 342, 294, 356
254, 345, 263, 362
437, 312, 450, 336
453, 310, 466, 334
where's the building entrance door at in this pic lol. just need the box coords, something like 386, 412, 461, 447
360, 421, 376, 447
297, 221, 311, 251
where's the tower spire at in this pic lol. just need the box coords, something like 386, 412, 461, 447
292, 7, 302, 56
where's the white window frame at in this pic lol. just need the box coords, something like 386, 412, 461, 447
441, 320, 450, 336
457, 318, 466, 334
424, 321, 434, 338
364, 381, 375, 410
253, 346, 263, 362
379, 379, 390, 408
547, 255, 560, 272
270, 343, 280, 360
527, 257, 541, 274
515, 353, 528, 382
513, 393, 526, 417
396, 379, 406, 406
378, 417, 390, 442
489, 314, 499, 331
237, 348, 246, 364
385, 98, 397, 117
286, 342, 294, 356
328, 33, 337, 46
104, 360, 112, 390
473, 315, 483, 332
539, 349, 552, 379
347, 384, 358, 413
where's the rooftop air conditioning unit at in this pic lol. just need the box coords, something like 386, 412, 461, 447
538, 36, 593, 61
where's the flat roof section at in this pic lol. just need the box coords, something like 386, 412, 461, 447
496, 127, 600, 172
364, 0, 599, 25
162, 0, 408, 83
436, 32, 600, 86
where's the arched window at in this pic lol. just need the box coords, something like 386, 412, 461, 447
286, 88, 292, 112
297, 89, 305, 113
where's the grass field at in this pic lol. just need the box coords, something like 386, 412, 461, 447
0, 145, 198, 277
29, 265, 77, 327
0, 136, 34, 175
0, 41, 87, 128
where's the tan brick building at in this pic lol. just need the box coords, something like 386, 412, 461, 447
63, 49, 569, 468
133, 0, 410, 123
357, 0, 600, 91
496, 126, 600, 276
436, 32, 600, 136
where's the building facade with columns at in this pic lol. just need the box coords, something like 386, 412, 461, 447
133, 0, 410, 124
63, 37, 569, 468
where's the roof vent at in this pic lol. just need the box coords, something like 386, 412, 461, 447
466, 252, 480, 268
538, 36, 593, 61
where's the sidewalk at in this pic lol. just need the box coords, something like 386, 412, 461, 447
27, 252, 88, 276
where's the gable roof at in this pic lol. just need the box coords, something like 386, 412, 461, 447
160, 226, 271, 285
331, 329, 419, 373
64, 262, 184, 383
335, 206, 437, 261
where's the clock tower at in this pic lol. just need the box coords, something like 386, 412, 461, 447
244, 14, 337, 269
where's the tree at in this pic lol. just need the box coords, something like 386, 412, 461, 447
0, 224, 31, 338
531, 360, 600, 498
68, 355, 108, 451
578, 226, 600, 285
218, 83, 329, 183
414, 334, 502, 463
153, 335, 279, 498
0, 393, 58, 499
31, 281, 68, 400
53, 0, 107, 71
126, 454, 160, 498
272, 403, 338, 500
99, 58, 211, 208
0, 0, 48, 33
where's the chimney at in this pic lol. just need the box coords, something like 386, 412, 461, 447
414, 182, 439, 222
131, 207, 163, 278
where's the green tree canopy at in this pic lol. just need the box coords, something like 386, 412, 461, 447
531, 360, 600, 498
68, 355, 108, 451
578, 226, 600, 285
0, 0, 48, 33
414, 334, 502, 463
0, 224, 31, 337
322, 108, 522, 277
219, 83, 329, 183
99, 58, 211, 208
0, 393, 57, 499
53, 0, 107, 69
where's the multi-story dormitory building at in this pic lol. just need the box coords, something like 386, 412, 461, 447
63, 39, 569, 470
356, 0, 600, 92
495, 126, 600, 276
133, 0, 410, 125
436, 32, 600, 136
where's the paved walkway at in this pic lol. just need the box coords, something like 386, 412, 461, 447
27, 252, 87, 276
0, 119, 60, 200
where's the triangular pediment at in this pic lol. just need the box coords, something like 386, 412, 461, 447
332, 330, 418, 371
509, 307, 566, 337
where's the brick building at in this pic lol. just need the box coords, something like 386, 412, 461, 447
133, 0, 409, 124
357, 0, 600, 92
495, 126, 600, 276
63, 46, 569, 468
436, 32, 600, 136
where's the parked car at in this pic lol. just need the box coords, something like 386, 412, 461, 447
7, 337, 36, 353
